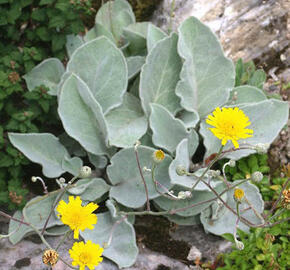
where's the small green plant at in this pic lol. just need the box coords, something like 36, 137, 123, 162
0, 0, 95, 209
1, 0, 289, 268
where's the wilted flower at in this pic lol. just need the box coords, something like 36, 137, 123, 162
56, 196, 98, 239
282, 188, 290, 209
206, 107, 253, 148
42, 249, 59, 266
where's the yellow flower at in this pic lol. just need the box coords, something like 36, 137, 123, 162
56, 196, 98, 239
234, 188, 245, 202
42, 249, 59, 266
153, 149, 165, 163
206, 107, 253, 148
69, 241, 104, 270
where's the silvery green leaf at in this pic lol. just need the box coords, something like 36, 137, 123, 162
107, 146, 172, 208
169, 139, 221, 191
106, 93, 148, 148
176, 17, 235, 118
166, 213, 201, 226
58, 133, 87, 157
66, 34, 84, 58
9, 193, 63, 244
23, 58, 65, 95
93, 23, 115, 43
88, 153, 108, 169
127, 56, 145, 80
8, 133, 69, 178
67, 37, 127, 114
140, 33, 182, 116
81, 211, 138, 268
228, 85, 267, 106
139, 132, 155, 148
188, 129, 199, 157
200, 99, 289, 160
177, 109, 200, 128
45, 225, 70, 236
61, 156, 83, 176
147, 23, 167, 52
248, 70, 266, 89
154, 184, 225, 217
149, 104, 190, 154
84, 27, 97, 42
123, 22, 149, 55
68, 178, 110, 201
106, 199, 135, 225
200, 181, 264, 235
58, 74, 110, 156
95, 0, 135, 43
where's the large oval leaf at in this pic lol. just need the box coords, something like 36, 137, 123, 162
200, 181, 264, 235
176, 17, 235, 118
105, 93, 148, 148
67, 37, 127, 114
81, 211, 138, 268
107, 146, 172, 208
58, 74, 109, 156
140, 33, 182, 116
95, 0, 135, 44
23, 58, 65, 95
8, 133, 69, 178
146, 23, 167, 52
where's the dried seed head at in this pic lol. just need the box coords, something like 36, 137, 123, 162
42, 249, 59, 266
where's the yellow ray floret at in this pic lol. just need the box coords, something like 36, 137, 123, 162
69, 240, 104, 270
56, 196, 98, 239
206, 107, 253, 148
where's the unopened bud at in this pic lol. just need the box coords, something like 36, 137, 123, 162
59, 177, 66, 183
251, 171, 263, 182
79, 166, 92, 178
228, 160, 236, 168
143, 166, 151, 173
134, 140, 141, 151
254, 143, 270, 154
207, 170, 221, 178
178, 191, 192, 199
31, 176, 37, 182
176, 165, 187, 176
234, 239, 244, 250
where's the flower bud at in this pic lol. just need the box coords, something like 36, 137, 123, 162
228, 160, 236, 168
176, 165, 187, 176
153, 150, 165, 163
143, 166, 151, 173
177, 191, 192, 199
251, 171, 263, 182
42, 249, 59, 266
59, 177, 66, 183
233, 188, 245, 202
79, 166, 92, 178
254, 143, 270, 154
31, 176, 37, 182
234, 239, 244, 250
207, 170, 221, 178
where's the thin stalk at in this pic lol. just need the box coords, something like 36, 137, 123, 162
190, 145, 224, 191
135, 148, 151, 211
55, 230, 71, 251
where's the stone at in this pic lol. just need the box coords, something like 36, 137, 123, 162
152, 0, 290, 64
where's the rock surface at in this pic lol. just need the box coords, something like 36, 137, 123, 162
152, 0, 290, 66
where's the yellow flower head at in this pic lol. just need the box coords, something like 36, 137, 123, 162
234, 188, 245, 202
56, 196, 98, 239
69, 240, 104, 270
42, 249, 59, 266
206, 107, 253, 148
153, 149, 165, 163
